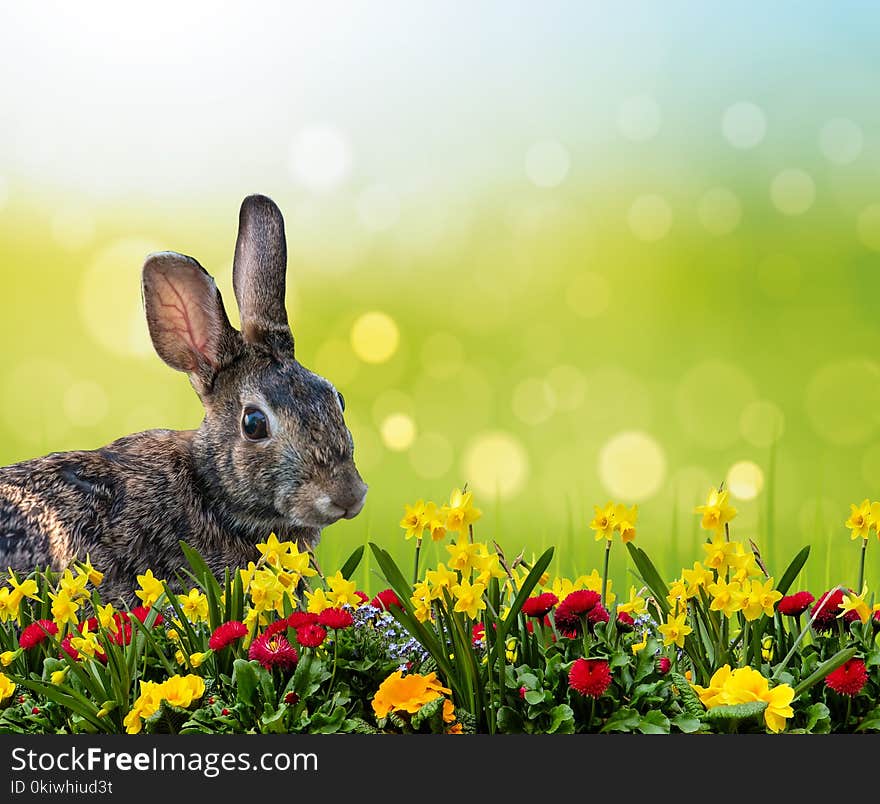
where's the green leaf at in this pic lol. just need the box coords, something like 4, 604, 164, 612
670, 671, 705, 720
704, 700, 768, 723
672, 715, 702, 733
496, 706, 523, 733
340, 545, 365, 580
233, 659, 260, 708
547, 704, 575, 734
856, 707, 880, 732
638, 710, 670, 734
600, 707, 641, 733
625, 543, 670, 618
803, 702, 831, 734
494, 547, 554, 658
179, 541, 222, 599
524, 690, 544, 706
775, 546, 810, 598
794, 645, 858, 696
308, 706, 346, 734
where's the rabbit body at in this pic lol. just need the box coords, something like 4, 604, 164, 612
0, 195, 367, 604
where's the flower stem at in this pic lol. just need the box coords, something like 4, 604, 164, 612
601, 539, 612, 610
413, 539, 423, 586
857, 538, 867, 595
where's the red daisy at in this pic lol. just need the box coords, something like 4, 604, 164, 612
131, 606, 164, 626
295, 623, 327, 649
264, 619, 290, 638
19, 620, 58, 650
811, 589, 857, 632
825, 658, 868, 696
777, 591, 815, 617
553, 604, 581, 638
371, 589, 402, 611
248, 632, 299, 671
521, 592, 559, 618
656, 656, 671, 675
873, 610, 880, 630
560, 590, 601, 616
354, 591, 369, 604
616, 611, 635, 632
58, 635, 79, 661
588, 604, 610, 626
318, 607, 354, 630
287, 611, 319, 629
472, 623, 485, 645
568, 658, 612, 698
208, 620, 247, 650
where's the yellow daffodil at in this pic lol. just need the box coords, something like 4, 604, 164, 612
838, 587, 872, 624
425, 563, 459, 600
70, 622, 103, 660
578, 569, 616, 606
305, 587, 334, 615
441, 488, 482, 535
742, 577, 782, 622
0, 650, 18, 667
845, 499, 874, 540
248, 568, 286, 614
450, 578, 487, 619
590, 502, 617, 541
135, 570, 165, 608
695, 487, 737, 534
326, 571, 361, 607
666, 578, 690, 608
178, 588, 209, 623
618, 586, 648, 618
410, 581, 433, 623
49, 588, 79, 628
631, 633, 648, 654
445, 538, 483, 573
707, 578, 745, 618
7, 575, 39, 606
659, 610, 692, 648
702, 534, 741, 574
761, 636, 774, 661
76, 555, 104, 587
189, 652, 208, 668
97, 603, 119, 634
729, 547, 762, 583
614, 503, 638, 542
50, 668, 68, 686
400, 499, 428, 541
422, 501, 448, 542
681, 561, 714, 595
0, 588, 19, 623
473, 551, 506, 585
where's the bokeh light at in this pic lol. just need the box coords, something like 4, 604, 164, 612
380, 412, 416, 452
725, 460, 764, 501
628, 194, 672, 241
770, 169, 816, 216
524, 140, 571, 188
463, 431, 529, 500
350, 312, 399, 364
599, 431, 667, 502
721, 102, 767, 149
289, 124, 351, 192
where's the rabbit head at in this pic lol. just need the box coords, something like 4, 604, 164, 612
141, 195, 367, 545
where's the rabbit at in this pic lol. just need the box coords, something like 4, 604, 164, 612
0, 194, 368, 605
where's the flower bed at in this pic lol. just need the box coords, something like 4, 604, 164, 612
0, 487, 878, 734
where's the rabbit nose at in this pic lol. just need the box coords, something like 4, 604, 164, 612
339, 481, 368, 520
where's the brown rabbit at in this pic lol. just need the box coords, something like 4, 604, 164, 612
0, 194, 368, 604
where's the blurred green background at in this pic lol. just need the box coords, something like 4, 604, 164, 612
1, 2, 879, 594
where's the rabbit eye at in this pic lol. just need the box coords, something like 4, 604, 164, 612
337, 392, 345, 412
241, 407, 270, 441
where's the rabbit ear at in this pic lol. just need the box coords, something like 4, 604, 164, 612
142, 252, 239, 393
232, 194, 294, 356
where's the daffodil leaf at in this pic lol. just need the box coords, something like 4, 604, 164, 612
340, 545, 365, 580
775, 545, 810, 598
624, 543, 670, 618
179, 540, 223, 600
794, 645, 858, 696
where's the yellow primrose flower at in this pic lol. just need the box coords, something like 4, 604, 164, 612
722, 665, 794, 734
372, 670, 451, 719
445, 537, 483, 573
49, 588, 80, 628
450, 578, 487, 619
441, 488, 482, 535
631, 633, 648, 655
742, 577, 782, 622
707, 579, 745, 618
124, 681, 162, 735
846, 499, 874, 540
161, 674, 205, 709
617, 586, 648, 618
659, 610, 692, 648
0, 672, 15, 703
695, 487, 737, 534
590, 502, 617, 541
702, 534, 741, 574
693, 665, 734, 709
838, 587, 872, 624
326, 571, 361, 607
614, 503, 638, 543
400, 499, 428, 541
178, 588, 209, 623
135, 570, 165, 608
305, 587, 334, 615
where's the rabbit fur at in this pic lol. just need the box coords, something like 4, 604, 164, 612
0, 194, 368, 604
